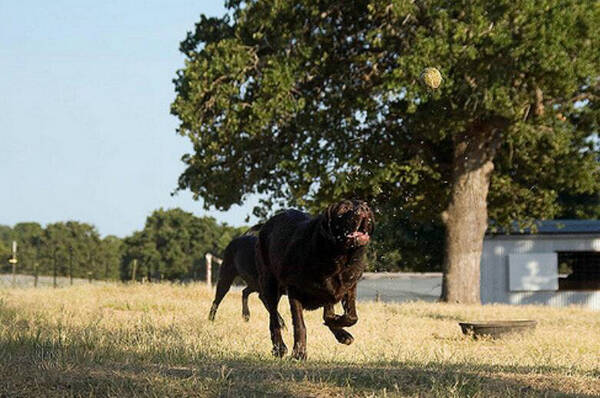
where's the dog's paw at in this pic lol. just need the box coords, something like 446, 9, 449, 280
324, 314, 358, 328
291, 348, 307, 361
332, 328, 354, 345
272, 344, 288, 358
323, 314, 343, 327
208, 306, 217, 321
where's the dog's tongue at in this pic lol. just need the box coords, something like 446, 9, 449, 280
347, 231, 370, 245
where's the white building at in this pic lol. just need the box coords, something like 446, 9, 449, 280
481, 220, 600, 310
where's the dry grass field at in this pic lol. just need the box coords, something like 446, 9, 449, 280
0, 283, 599, 397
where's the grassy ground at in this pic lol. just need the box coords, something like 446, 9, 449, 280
0, 283, 598, 397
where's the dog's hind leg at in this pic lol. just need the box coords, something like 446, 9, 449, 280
208, 255, 238, 321
242, 287, 252, 321
257, 293, 286, 329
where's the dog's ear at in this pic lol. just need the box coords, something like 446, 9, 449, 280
367, 207, 375, 235
357, 201, 375, 235
326, 203, 337, 232
320, 203, 337, 238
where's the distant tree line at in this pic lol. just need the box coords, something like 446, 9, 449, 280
0, 208, 245, 283
120, 208, 245, 281
3, 196, 599, 281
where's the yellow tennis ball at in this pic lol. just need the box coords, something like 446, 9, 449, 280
420, 67, 442, 89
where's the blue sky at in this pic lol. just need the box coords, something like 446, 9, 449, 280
0, 1, 260, 237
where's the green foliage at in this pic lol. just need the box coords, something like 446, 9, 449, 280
96, 235, 123, 280
0, 209, 241, 282
172, 0, 600, 271
370, 205, 445, 272
120, 208, 245, 281
0, 240, 8, 273
0, 226, 12, 246
37, 222, 101, 280
557, 148, 600, 218
12, 223, 43, 274
558, 191, 600, 219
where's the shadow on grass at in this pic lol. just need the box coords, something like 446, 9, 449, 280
0, 302, 597, 397
2, 343, 596, 397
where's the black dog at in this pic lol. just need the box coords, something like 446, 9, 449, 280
208, 230, 285, 327
256, 199, 374, 359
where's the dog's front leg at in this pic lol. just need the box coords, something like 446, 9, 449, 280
323, 287, 358, 345
341, 287, 358, 325
288, 289, 307, 360
323, 287, 358, 328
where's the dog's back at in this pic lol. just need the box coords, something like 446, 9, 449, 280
257, 210, 314, 279
226, 234, 259, 291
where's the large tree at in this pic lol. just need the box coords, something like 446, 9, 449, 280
172, 0, 600, 303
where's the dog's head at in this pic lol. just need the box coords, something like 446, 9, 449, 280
322, 200, 374, 249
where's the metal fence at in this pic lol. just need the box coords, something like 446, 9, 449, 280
0, 273, 106, 289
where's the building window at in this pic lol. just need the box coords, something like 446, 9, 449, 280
557, 251, 600, 290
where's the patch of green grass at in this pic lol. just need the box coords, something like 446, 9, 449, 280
1, 283, 598, 397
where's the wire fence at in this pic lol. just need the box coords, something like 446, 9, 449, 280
1, 262, 442, 304
0, 273, 109, 289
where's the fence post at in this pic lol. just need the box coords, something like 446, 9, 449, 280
10, 241, 17, 287
69, 247, 74, 286
205, 253, 212, 289
131, 259, 138, 282
204, 253, 223, 289
88, 271, 92, 284
53, 253, 58, 288
33, 262, 39, 288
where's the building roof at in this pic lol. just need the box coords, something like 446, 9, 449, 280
487, 220, 600, 235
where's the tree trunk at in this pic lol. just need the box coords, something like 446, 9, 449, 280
440, 127, 500, 304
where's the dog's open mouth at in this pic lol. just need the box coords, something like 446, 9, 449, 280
346, 218, 371, 246
346, 231, 370, 246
